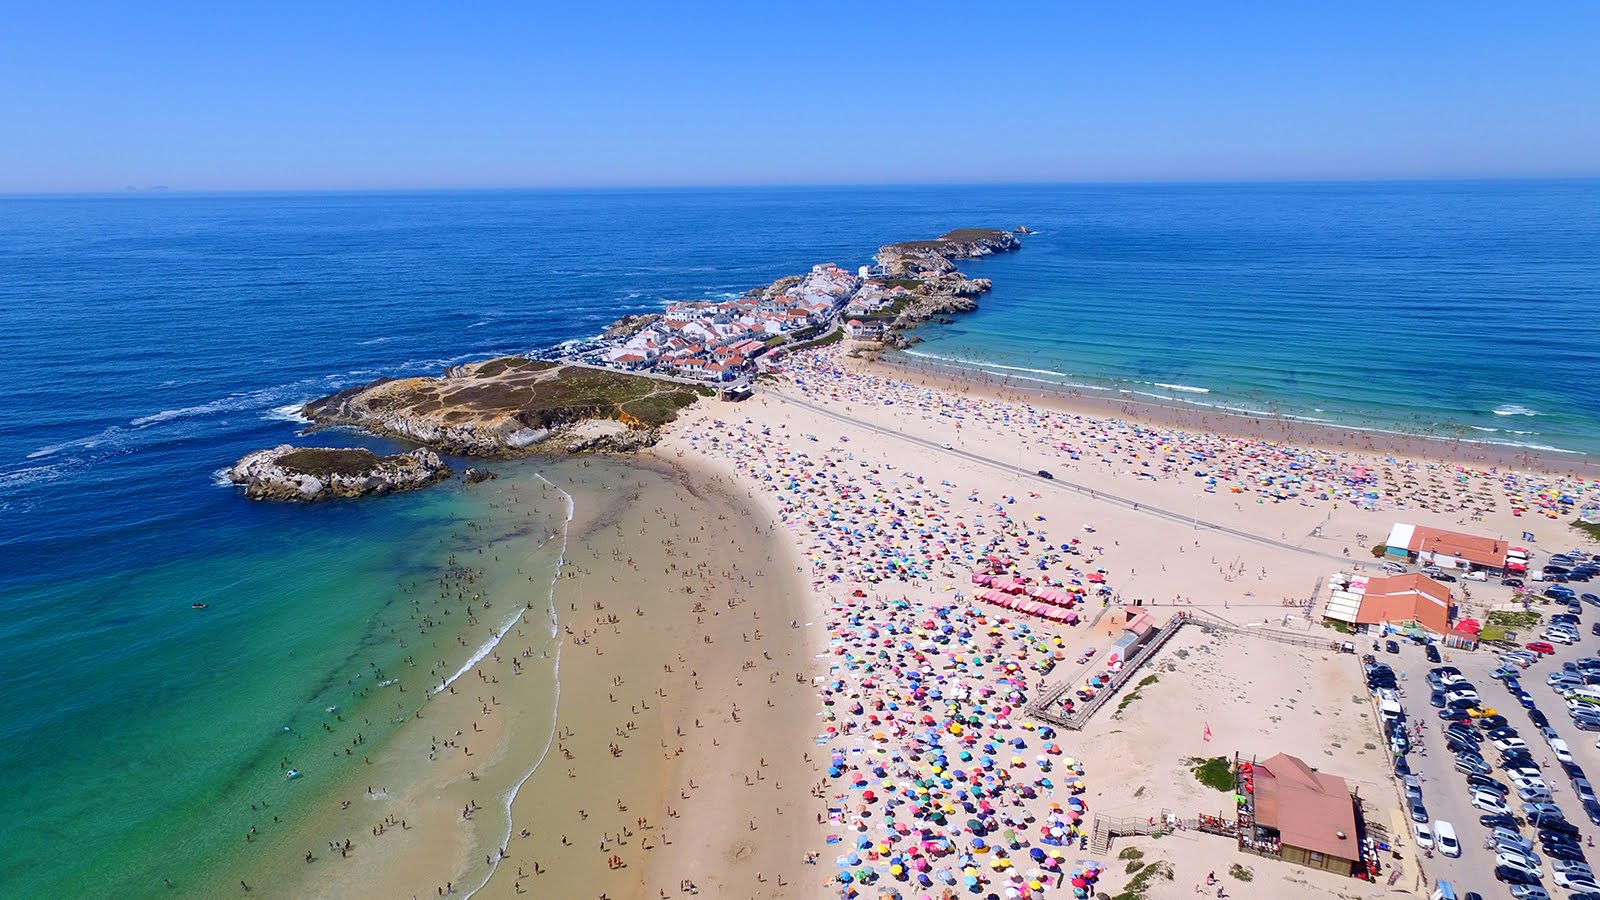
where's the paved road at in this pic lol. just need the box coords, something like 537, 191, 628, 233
770, 387, 1354, 566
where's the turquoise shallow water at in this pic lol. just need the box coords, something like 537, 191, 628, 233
4, 471, 567, 895
0, 182, 1596, 894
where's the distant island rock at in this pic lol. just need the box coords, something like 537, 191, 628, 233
300, 357, 709, 456
864, 229, 1019, 340
228, 445, 452, 501
876, 228, 1021, 278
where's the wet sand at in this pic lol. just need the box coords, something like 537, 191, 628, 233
472, 454, 820, 900
241, 454, 821, 900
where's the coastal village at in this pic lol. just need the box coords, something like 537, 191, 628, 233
552, 228, 1024, 385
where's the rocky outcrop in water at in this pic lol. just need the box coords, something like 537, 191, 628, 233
228, 445, 451, 501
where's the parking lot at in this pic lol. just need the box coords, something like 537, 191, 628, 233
1369, 598, 1600, 900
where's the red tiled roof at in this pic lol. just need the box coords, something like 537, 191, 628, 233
1252, 753, 1359, 862
1354, 574, 1453, 634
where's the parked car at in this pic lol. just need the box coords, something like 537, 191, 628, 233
1496, 863, 1543, 885
1381, 562, 1407, 574
1435, 820, 1460, 857
1386, 640, 1401, 654
1035, 469, 1053, 480
1425, 644, 1442, 663
1529, 641, 1557, 655
1504, 577, 1526, 588
1468, 773, 1510, 793
1473, 791, 1512, 814
1414, 820, 1435, 849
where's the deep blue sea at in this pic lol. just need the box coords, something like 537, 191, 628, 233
1, 182, 1597, 894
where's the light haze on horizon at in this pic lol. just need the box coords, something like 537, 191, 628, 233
4, 1, 1599, 193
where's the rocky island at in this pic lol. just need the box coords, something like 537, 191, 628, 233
300, 357, 708, 456
228, 445, 451, 501
867, 229, 1020, 337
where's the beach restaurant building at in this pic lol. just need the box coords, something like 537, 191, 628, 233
1237, 753, 1366, 877
1323, 572, 1457, 639
1383, 523, 1510, 575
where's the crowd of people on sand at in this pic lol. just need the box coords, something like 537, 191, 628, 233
664, 345, 1598, 898
775, 347, 1600, 521
678, 396, 1131, 897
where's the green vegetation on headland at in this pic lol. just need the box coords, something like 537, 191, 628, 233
303, 357, 708, 455
276, 447, 393, 478
883, 228, 1014, 252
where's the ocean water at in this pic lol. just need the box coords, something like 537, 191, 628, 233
1, 182, 1597, 894
901, 181, 1600, 459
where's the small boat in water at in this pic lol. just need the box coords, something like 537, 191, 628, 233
191, 603, 209, 609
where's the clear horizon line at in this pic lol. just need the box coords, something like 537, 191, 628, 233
4, 172, 1600, 198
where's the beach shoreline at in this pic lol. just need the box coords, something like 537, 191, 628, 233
876, 349, 1600, 478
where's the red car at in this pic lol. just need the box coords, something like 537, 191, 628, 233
1527, 641, 1556, 655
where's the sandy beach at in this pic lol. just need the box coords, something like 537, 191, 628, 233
251, 339, 1599, 900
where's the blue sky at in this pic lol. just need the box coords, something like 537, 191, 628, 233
3, 2, 1598, 191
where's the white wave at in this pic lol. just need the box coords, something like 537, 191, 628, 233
1151, 382, 1211, 394
908, 347, 1068, 377
357, 336, 393, 345
468, 320, 490, 328
211, 467, 235, 488
263, 403, 310, 424
975, 369, 1109, 392
1470, 426, 1499, 433
0, 463, 68, 490
27, 425, 125, 458
1494, 404, 1539, 416
434, 476, 572, 696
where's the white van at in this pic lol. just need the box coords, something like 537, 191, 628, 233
1434, 820, 1460, 858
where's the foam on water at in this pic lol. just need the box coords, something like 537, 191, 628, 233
461, 471, 573, 900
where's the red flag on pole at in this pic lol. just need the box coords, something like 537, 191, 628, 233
1203, 722, 1212, 742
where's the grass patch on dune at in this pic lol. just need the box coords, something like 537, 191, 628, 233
1115, 674, 1160, 714
1185, 756, 1235, 792
1109, 860, 1174, 900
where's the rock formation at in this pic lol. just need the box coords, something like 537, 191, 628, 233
228, 445, 451, 501
301, 357, 705, 456
875, 228, 1021, 278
